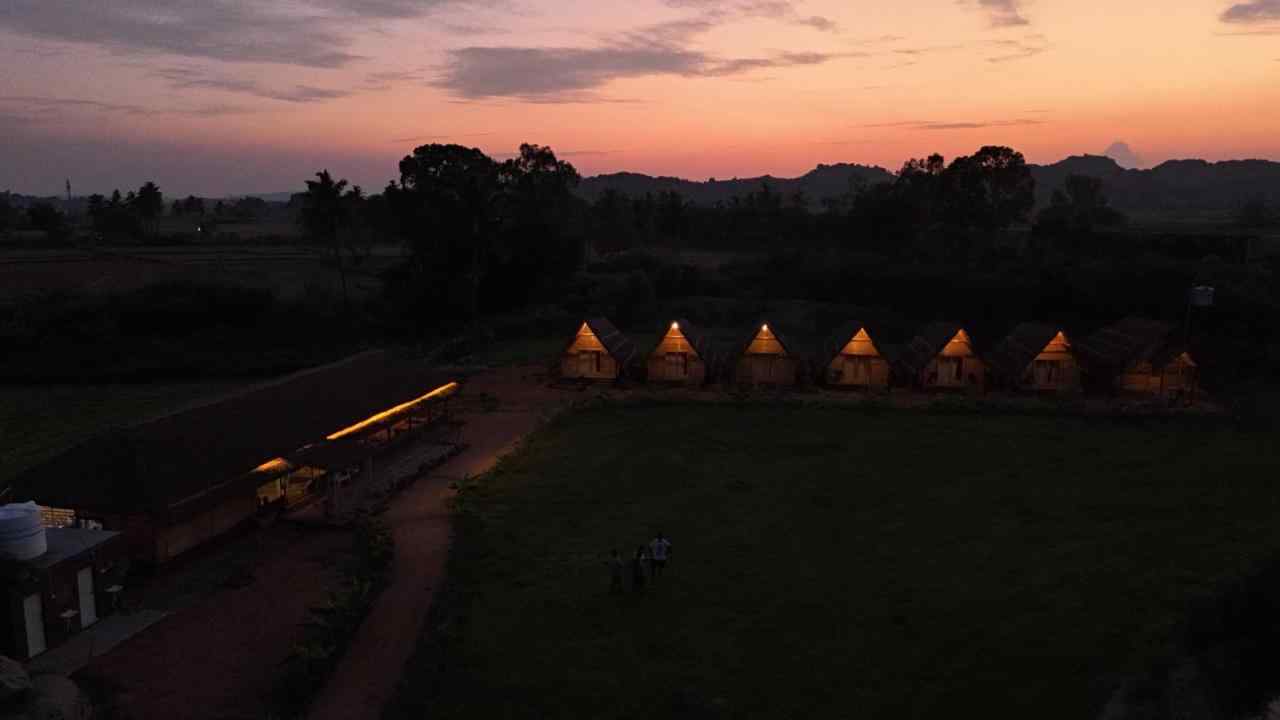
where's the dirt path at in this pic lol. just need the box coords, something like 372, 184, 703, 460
309, 366, 566, 720
79, 523, 352, 720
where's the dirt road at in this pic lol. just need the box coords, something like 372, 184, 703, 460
308, 366, 567, 720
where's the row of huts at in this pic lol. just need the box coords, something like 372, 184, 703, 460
560, 316, 1200, 399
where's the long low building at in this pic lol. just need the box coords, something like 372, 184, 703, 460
12, 350, 458, 564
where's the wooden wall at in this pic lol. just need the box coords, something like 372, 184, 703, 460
1119, 354, 1198, 396
827, 329, 890, 388
648, 326, 708, 384
562, 324, 620, 380
922, 330, 985, 390
154, 494, 257, 563
1017, 333, 1081, 392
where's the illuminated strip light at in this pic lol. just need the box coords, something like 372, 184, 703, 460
326, 381, 459, 441
252, 457, 291, 474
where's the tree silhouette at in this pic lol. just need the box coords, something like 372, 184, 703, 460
1034, 174, 1126, 234
135, 182, 164, 236
939, 146, 1035, 231
301, 170, 357, 314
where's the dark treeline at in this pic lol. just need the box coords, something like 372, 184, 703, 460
2, 142, 1276, 389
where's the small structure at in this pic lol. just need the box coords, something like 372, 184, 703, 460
987, 323, 1081, 393
1, 524, 126, 660
733, 321, 804, 387
1076, 317, 1198, 399
820, 322, 892, 390
646, 319, 717, 386
12, 351, 457, 564
899, 323, 986, 391
560, 317, 637, 382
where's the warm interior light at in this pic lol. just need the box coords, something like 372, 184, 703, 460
762, 323, 769, 331
672, 321, 679, 330
326, 381, 460, 441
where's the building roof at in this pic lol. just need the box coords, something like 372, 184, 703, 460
732, 319, 808, 361
25, 528, 121, 571
11, 351, 456, 516
1076, 316, 1187, 371
569, 317, 638, 368
986, 323, 1068, 381
819, 321, 889, 367
897, 322, 976, 376
650, 319, 719, 365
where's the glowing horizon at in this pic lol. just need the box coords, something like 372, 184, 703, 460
2, 0, 1278, 196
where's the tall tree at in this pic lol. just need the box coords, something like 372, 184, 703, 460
938, 146, 1035, 231
1034, 174, 1126, 234
135, 182, 164, 236
300, 170, 354, 313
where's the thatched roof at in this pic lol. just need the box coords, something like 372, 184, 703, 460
897, 322, 975, 376
1076, 317, 1187, 371
819, 321, 890, 367
652, 319, 719, 365
567, 317, 638, 367
732, 319, 808, 361
11, 350, 456, 518
986, 323, 1067, 381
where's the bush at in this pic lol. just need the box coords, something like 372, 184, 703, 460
270, 517, 394, 719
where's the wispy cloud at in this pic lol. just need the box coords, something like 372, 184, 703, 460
154, 67, 352, 104
861, 118, 1046, 130
389, 131, 498, 144
0, 0, 466, 68
1220, 0, 1280, 23
963, 0, 1030, 27
0, 95, 252, 118
659, 0, 838, 32
437, 46, 853, 101
987, 33, 1048, 62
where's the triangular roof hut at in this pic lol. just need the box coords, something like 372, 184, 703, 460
647, 319, 718, 385
898, 322, 986, 390
1076, 317, 1197, 397
560, 317, 637, 381
986, 323, 1080, 392
732, 320, 805, 387
820, 321, 892, 388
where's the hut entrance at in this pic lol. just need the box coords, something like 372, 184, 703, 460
665, 352, 689, 379
937, 357, 963, 386
1033, 359, 1061, 386
579, 351, 602, 376
844, 356, 873, 385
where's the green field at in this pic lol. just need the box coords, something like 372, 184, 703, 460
0, 382, 240, 488
391, 403, 1280, 719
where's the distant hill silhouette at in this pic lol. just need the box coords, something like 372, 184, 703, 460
1029, 156, 1280, 213
576, 163, 896, 207
577, 157, 1280, 215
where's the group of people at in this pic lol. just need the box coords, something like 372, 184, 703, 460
608, 532, 672, 595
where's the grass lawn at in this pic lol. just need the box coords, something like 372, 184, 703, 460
391, 403, 1280, 719
0, 382, 241, 488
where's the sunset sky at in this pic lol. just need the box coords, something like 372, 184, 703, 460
2, 0, 1278, 196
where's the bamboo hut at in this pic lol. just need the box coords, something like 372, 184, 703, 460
898, 322, 986, 391
560, 317, 637, 382
820, 322, 892, 389
732, 321, 804, 387
1076, 317, 1198, 399
647, 319, 718, 385
987, 323, 1081, 393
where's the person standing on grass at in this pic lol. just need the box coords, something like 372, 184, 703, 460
608, 549, 625, 595
632, 545, 649, 594
649, 532, 672, 579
